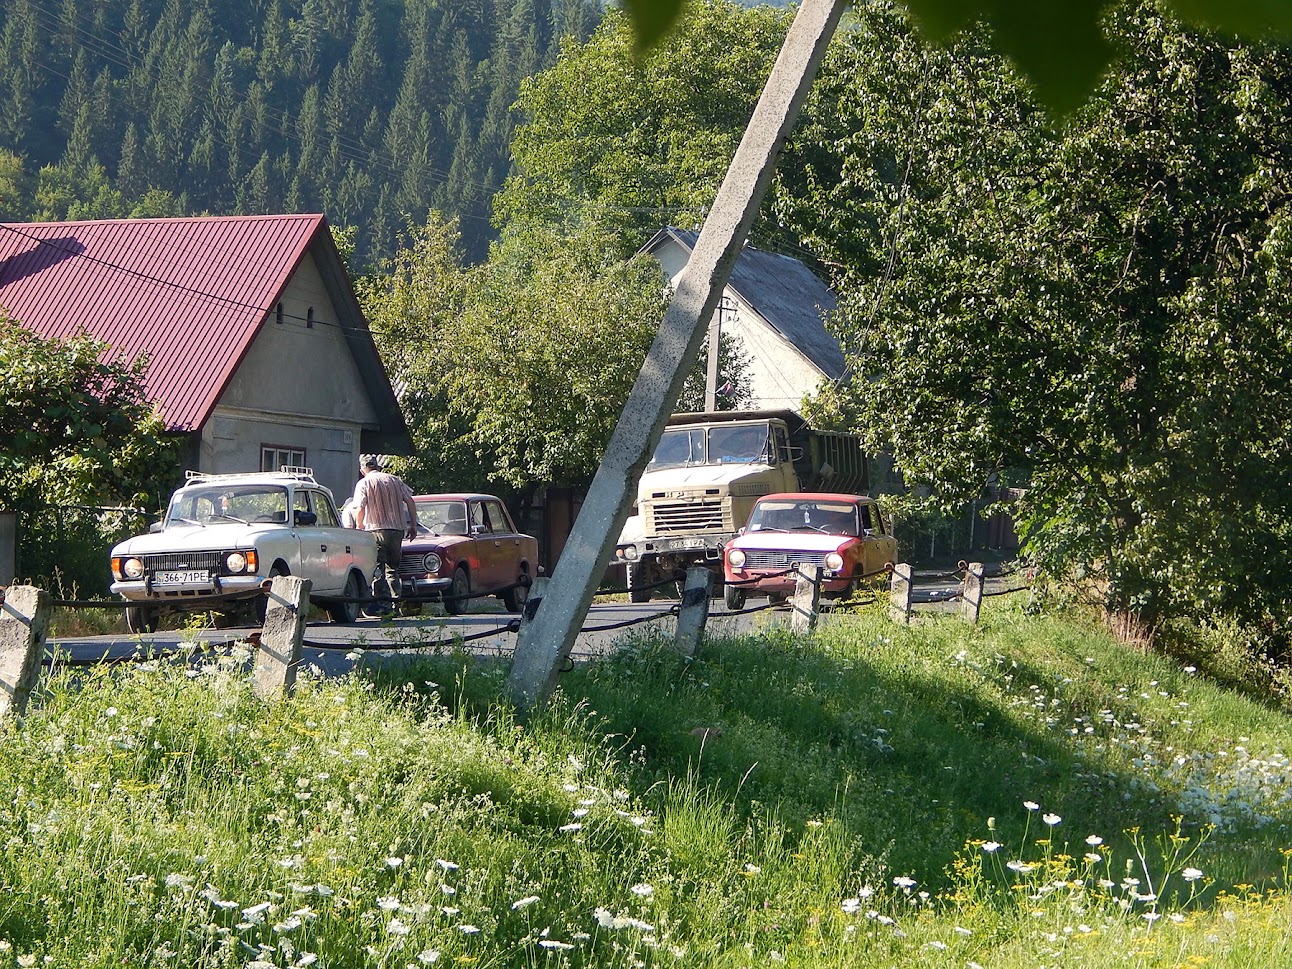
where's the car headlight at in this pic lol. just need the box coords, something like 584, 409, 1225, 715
622, 545, 639, 562
825, 552, 844, 572
224, 550, 258, 574
422, 552, 442, 573
121, 557, 144, 579
728, 549, 746, 568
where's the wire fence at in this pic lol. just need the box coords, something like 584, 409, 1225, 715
9, 557, 1033, 675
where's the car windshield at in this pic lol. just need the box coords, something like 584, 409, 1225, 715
167, 485, 290, 526
414, 499, 469, 536
747, 500, 858, 535
647, 422, 773, 471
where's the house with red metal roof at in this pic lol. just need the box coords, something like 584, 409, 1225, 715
0, 213, 409, 502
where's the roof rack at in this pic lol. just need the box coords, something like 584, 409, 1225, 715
181, 467, 319, 486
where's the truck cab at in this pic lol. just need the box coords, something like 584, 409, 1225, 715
613, 410, 869, 600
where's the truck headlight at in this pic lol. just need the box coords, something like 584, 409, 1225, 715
622, 545, 639, 562
423, 552, 442, 572
728, 549, 746, 568
825, 552, 844, 572
119, 557, 144, 579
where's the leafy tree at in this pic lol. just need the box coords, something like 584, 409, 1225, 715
624, 0, 1292, 113
0, 324, 181, 592
497, 0, 790, 254
778, 1, 1292, 638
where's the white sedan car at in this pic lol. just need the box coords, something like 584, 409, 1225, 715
110, 469, 377, 632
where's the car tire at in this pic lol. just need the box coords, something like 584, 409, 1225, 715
256, 565, 288, 624
443, 566, 469, 616
125, 604, 158, 634
625, 562, 651, 603
327, 570, 367, 624
724, 583, 746, 611
502, 572, 529, 613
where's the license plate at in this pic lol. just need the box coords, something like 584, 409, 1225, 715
668, 537, 706, 550
153, 570, 211, 586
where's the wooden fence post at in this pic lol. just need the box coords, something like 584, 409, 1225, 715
889, 564, 913, 625
791, 565, 821, 634
960, 562, 985, 624
0, 585, 51, 723
674, 567, 713, 657
254, 575, 310, 700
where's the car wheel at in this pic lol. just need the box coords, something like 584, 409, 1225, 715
724, 583, 746, 611
443, 566, 469, 616
625, 562, 651, 603
256, 565, 288, 623
327, 570, 367, 624
125, 604, 159, 634
502, 571, 529, 613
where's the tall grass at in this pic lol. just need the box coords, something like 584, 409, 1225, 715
3, 604, 1292, 966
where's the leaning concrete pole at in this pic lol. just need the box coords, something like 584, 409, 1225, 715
507, 0, 848, 711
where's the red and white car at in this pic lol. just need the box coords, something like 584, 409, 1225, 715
397, 494, 539, 614
722, 492, 897, 609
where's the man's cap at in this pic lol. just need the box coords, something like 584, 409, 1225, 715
360, 454, 383, 470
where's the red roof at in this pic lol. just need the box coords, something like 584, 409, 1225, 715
0, 214, 330, 432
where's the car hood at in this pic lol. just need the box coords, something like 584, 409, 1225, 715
402, 533, 474, 552
111, 522, 280, 555
728, 531, 852, 554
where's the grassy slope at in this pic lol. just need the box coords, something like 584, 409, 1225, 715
2, 602, 1291, 966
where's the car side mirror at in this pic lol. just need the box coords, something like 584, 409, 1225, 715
149, 521, 164, 533
294, 510, 317, 526
470, 524, 485, 536
737, 526, 746, 536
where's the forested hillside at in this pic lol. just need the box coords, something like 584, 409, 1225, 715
0, 0, 602, 265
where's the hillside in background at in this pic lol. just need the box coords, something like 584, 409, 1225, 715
0, 0, 602, 266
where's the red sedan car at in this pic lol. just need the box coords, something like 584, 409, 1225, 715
722, 493, 897, 609
398, 494, 539, 614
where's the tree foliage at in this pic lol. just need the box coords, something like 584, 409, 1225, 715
626, 0, 1292, 113
0, 0, 603, 265
0, 324, 180, 510
777, 1, 1292, 634
497, 1, 791, 256
359, 216, 672, 497
0, 323, 182, 593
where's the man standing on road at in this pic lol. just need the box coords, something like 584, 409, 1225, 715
351, 454, 418, 612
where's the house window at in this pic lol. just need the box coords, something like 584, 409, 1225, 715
262, 445, 306, 472
276, 303, 284, 324
306, 307, 315, 329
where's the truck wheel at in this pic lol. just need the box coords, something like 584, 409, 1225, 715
625, 562, 651, 603
724, 583, 746, 611
125, 605, 159, 634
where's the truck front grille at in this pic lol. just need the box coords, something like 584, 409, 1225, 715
140, 551, 226, 573
649, 500, 727, 532
741, 550, 828, 570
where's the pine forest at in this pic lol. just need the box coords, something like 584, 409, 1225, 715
0, 0, 603, 266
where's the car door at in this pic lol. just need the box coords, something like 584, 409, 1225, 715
291, 488, 331, 592
468, 499, 507, 591
858, 501, 897, 575
483, 499, 527, 583
310, 491, 355, 593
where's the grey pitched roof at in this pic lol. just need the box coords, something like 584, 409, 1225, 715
642, 227, 845, 380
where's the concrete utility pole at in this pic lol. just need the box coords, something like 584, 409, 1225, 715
506, 0, 848, 712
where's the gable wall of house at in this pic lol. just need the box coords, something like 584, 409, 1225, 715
200, 251, 378, 501
653, 243, 828, 410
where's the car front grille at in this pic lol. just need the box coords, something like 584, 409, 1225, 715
741, 550, 829, 570
140, 551, 227, 573
398, 558, 434, 579
649, 500, 727, 532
